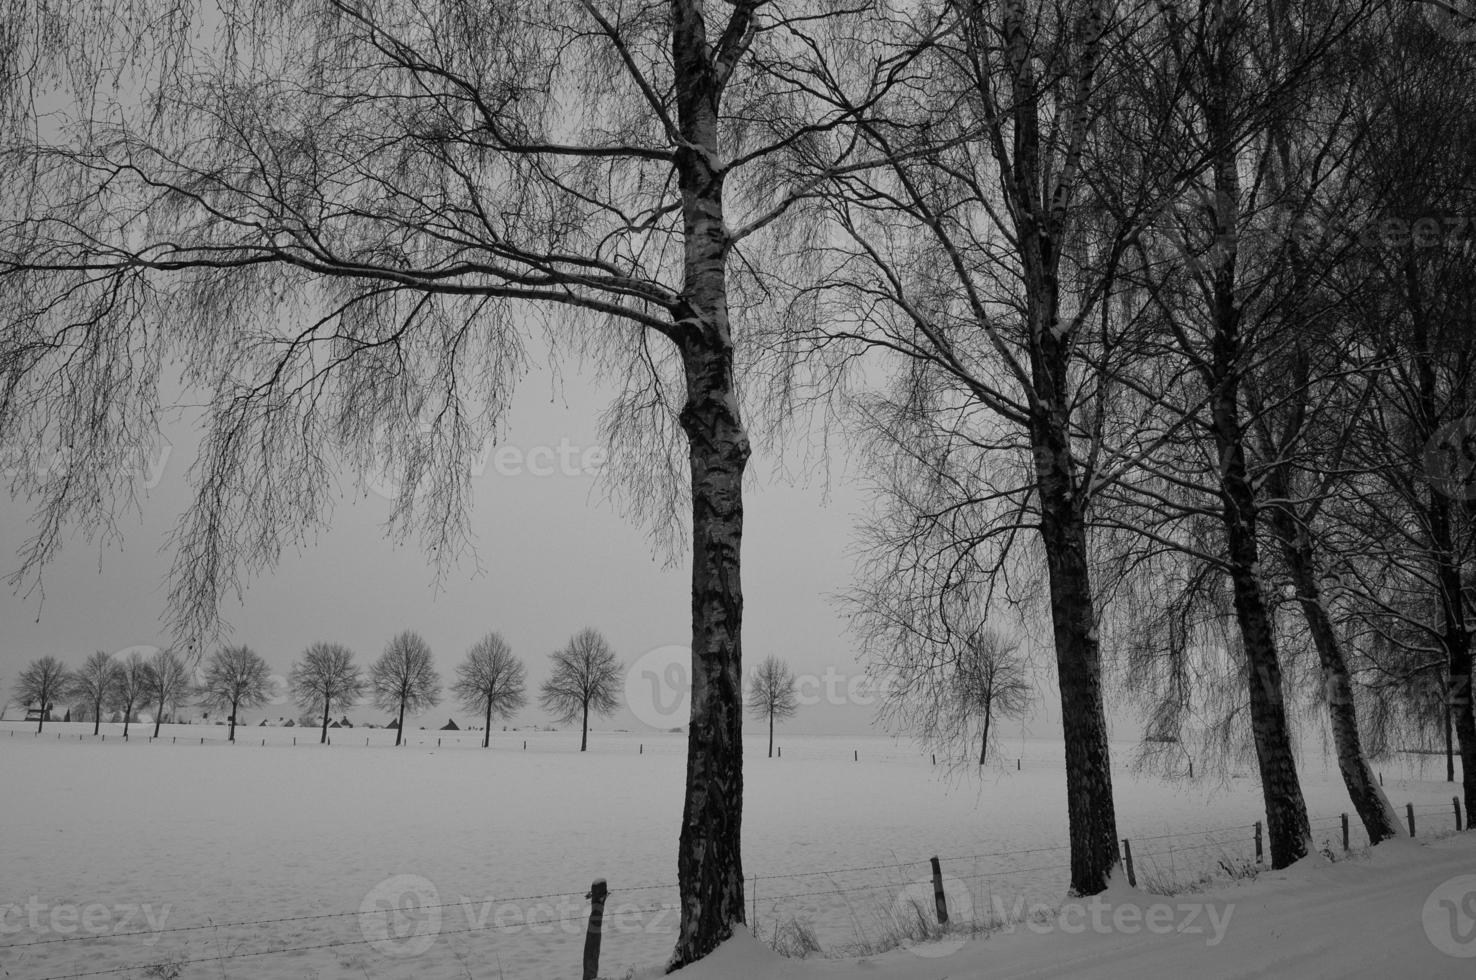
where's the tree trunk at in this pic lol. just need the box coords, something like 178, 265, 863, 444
484, 702, 493, 749
980, 704, 991, 766
122, 705, 131, 739
1212, 378, 1311, 866
665, 1, 752, 965
93, 698, 102, 736
1265, 499, 1400, 843
670, 337, 749, 968
396, 699, 406, 747
1429, 487, 1476, 820
320, 700, 330, 745
1446, 692, 1455, 783
153, 699, 164, 738
228, 696, 238, 743
580, 701, 588, 752
768, 709, 774, 759
1038, 487, 1120, 894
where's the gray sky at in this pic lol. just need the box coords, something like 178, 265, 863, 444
0, 355, 912, 735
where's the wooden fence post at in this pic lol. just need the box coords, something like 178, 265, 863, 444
582, 879, 608, 980
1254, 822, 1263, 863
1407, 803, 1416, 837
930, 857, 949, 925
1456, 797, 1464, 833
1121, 839, 1137, 888
1341, 813, 1349, 851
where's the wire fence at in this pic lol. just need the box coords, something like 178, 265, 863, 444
2, 795, 1468, 980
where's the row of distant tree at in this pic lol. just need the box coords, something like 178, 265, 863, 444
10, 630, 806, 751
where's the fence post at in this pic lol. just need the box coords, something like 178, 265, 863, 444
1341, 813, 1349, 851
854, 749, 858, 762
1017, 758, 1021, 771
582, 879, 608, 980
1456, 797, 1464, 833
1407, 803, 1416, 837
1254, 822, 1263, 864
1121, 839, 1137, 888
930, 857, 949, 925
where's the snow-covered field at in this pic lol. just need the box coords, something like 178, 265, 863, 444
1, 723, 1469, 979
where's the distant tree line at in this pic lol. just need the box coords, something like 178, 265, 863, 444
7, 628, 652, 747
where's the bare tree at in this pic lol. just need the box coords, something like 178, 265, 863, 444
107, 652, 151, 739
876, 624, 1033, 768
290, 643, 366, 745
143, 648, 193, 738
197, 645, 273, 742
69, 651, 120, 736
955, 631, 1034, 766
14, 656, 71, 733
453, 633, 528, 748
745, 656, 798, 758
371, 631, 442, 746
539, 628, 622, 752
0, 2, 913, 957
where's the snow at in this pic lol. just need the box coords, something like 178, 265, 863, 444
664, 833, 1476, 980
1, 724, 1470, 979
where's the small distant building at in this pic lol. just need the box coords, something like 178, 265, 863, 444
23, 704, 53, 722
386, 718, 399, 729
440, 718, 459, 731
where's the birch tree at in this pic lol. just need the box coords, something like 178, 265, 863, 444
0, 1, 896, 959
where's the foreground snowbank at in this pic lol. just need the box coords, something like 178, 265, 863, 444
663, 833, 1476, 979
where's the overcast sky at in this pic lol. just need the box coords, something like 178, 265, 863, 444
0, 349, 991, 736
